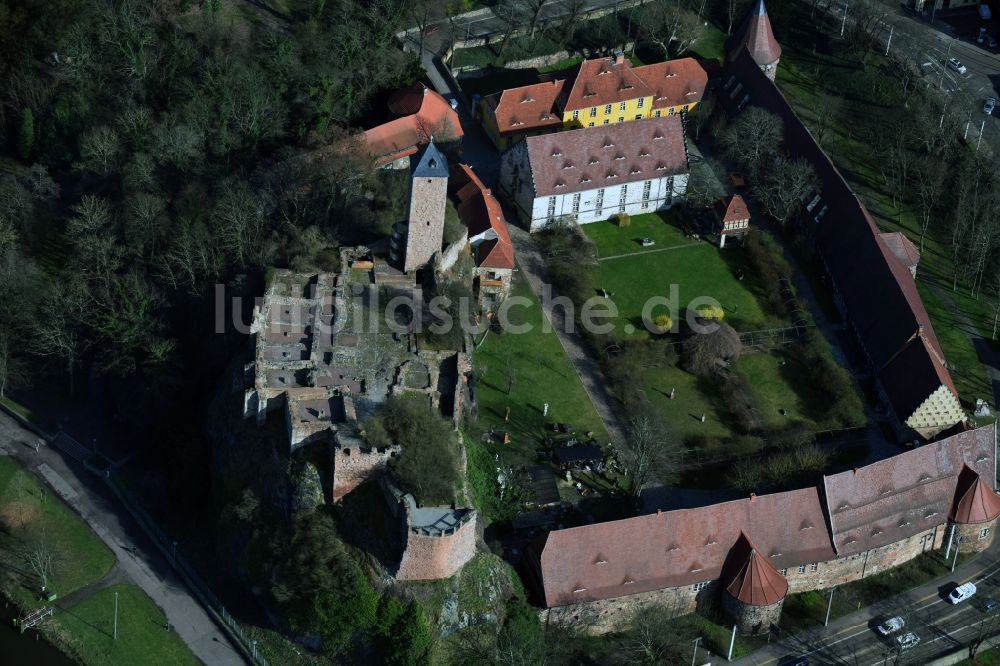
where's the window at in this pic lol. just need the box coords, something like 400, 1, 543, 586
603, 119, 610, 125
595, 188, 605, 216
981, 527, 991, 539
618, 185, 627, 213
604, 104, 612, 114
588, 122, 594, 127
779, 568, 788, 576
668, 108, 675, 116
810, 562, 818, 572
798, 565, 806, 574
617, 117, 624, 123
635, 114, 643, 120
590, 107, 597, 117
654, 109, 662, 117
693, 581, 709, 592
637, 97, 644, 108
641, 180, 651, 209
572, 110, 579, 120
619, 101, 627, 111
546, 196, 556, 222
571, 193, 581, 215
682, 104, 690, 112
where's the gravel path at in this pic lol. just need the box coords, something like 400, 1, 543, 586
508, 226, 627, 444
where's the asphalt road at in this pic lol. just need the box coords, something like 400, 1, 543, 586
735, 538, 1000, 665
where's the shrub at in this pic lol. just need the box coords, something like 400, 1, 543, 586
611, 212, 631, 227
653, 314, 673, 331
364, 396, 461, 506
680, 322, 741, 376
694, 304, 725, 321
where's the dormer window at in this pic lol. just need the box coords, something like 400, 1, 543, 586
639, 150, 650, 157
551, 149, 562, 157
554, 181, 566, 188
573, 588, 587, 593
653, 134, 665, 141
629, 168, 641, 174
580, 177, 591, 183
603, 142, 614, 148
521, 96, 534, 103
562, 163, 576, 169
614, 155, 625, 160
655, 164, 668, 171
606, 173, 618, 179
589, 158, 599, 164
511, 120, 524, 127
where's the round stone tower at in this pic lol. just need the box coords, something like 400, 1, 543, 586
720, 532, 789, 635
733, 0, 782, 81
948, 464, 1000, 554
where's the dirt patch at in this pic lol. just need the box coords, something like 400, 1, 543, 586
0, 501, 39, 530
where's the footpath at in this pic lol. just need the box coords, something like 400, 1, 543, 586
0, 412, 245, 666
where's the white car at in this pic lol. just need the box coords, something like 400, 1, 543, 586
948, 58, 968, 75
985, 97, 996, 115
877, 616, 905, 636
896, 632, 920, 650
949, 582, 977, 604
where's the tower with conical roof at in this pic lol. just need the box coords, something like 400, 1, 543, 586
390, 141, 449, 273
948, 465, 1000, 554
733, 0, 782, 81
720, 532, 789, 635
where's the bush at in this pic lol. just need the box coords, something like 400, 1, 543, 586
680, 323, 741, 376
653, 314, 672, 331
365, 396, 462, 506
375, 597, 434, 666
611, 212, 631, 228
694, 304, 725, 321
744, 231, 792, 315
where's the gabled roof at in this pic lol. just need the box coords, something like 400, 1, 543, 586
524, 115, 687, 198
721, 194, 750, 223
448, 164, 514, 270
721, 48, 959, 432
823, 426, 995, 555
720, 532, 788, 606
880, 231, 920, 272
734, 0, 782, 67
632, 58, 711, 110
363, 83, 463, 167
412, 141, 448, 178
564, 54, 654, 112
950, 465, 1000, 524
529, 486, 832, 607
484, 79, 567, 136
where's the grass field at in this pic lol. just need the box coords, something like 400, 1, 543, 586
474, 274, 610, 464
0, 457, 114, 605
53, 584, 199, 666
581, 213, 691, 258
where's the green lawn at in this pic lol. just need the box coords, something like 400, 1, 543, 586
642, 365, 731, 441
690, 22, 727, 61
0, 456, 114, 605
581, 212, 692, 258
53, 584, 199, 666
742, 351, 823, 429
474, 274, 610, 464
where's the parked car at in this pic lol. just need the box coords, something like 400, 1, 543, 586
980, 3, 992, 20
948, 57, 968, 75
985, 97, 996, 115
989, 35, 998, 48
980, 26, 988, 43
984, 598, 999, 613
877, 616, 905, 636
949, 582, 977, 604
896, 632, 921, 650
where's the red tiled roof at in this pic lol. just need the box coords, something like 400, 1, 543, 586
722, 195, 750, 223
364, 83, 463, 166
449, 164, 514, 270
823, 426, 995, 555
529, 486, 832, 607
950, 465, 1000, 524
564, 55, 654, 113
524, 115, 687, 198
735, 0, 782, 67
632, 58, 710, 110
722, 49, 959, 429
484, 79, 566, 136
879, 232, 921, 271
720, 533, 788, 606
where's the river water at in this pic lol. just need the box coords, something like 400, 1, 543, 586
0, 603, 76, 665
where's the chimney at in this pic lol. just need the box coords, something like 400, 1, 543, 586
853, 468, 859, 475
613, 49, 624, 65
749, 493, 756, 501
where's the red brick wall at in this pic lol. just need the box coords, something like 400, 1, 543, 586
396, 513, 478, 580
330, 445, 397, 503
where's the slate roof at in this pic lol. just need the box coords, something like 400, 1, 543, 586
363, 83, 463, 167
529, 486, 832, 607
720, 533, 789, 606
632, 58, 711, 110
721, 48, 958, 430
564, 54, 654, 113
524, 115, 688, 198
484, 79, 568, 136
734, 0, 782, 67
822, 426, 995, 555
448, 164, 515, 270
950, 465, 1000, 524
411, 141, 448, 178
553, 445, 603, 465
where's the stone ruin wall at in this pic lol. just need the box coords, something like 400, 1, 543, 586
395, 511, 478, 581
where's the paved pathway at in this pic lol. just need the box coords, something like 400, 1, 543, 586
508, 226, 627, 444
597, 241, 702, 262
0, 413, 246, 666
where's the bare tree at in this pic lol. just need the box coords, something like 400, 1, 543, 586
726, 0, 752, 35
681, 321, 742, 375
719, 106, 783, 178
638, 0, 703, 58
30, 282, 89, 393
23, 528, 57, 593
913, 157, 946, 252
78, 126, 121, 176
618, 603, 675, 664
619, 410, 682, 495
752, 155, 819, 226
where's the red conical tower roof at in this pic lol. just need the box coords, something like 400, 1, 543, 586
721, 532, 789, 606
950, 465, 1000, 524
736, 0, 782, 68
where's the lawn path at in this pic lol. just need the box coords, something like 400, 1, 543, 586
508, 226, 628, 444
596, 241, 703, 262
